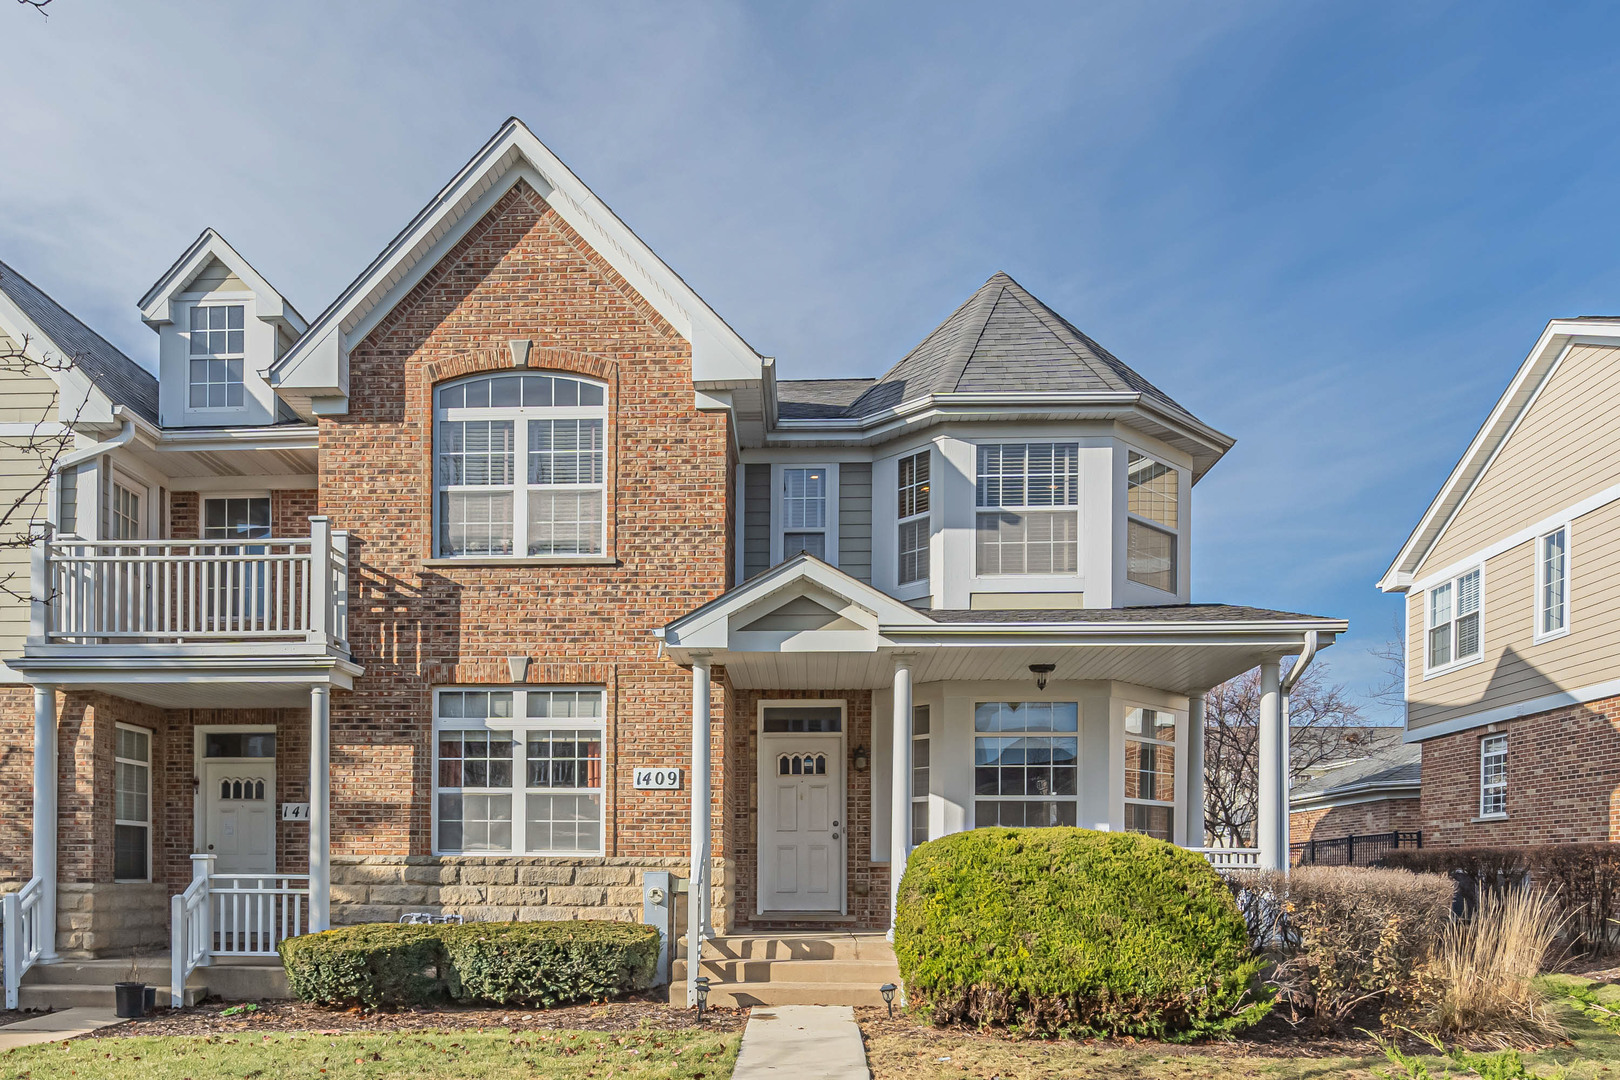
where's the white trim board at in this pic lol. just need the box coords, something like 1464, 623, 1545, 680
1405, 674, 1620, 743
1407, 479, 1620, 594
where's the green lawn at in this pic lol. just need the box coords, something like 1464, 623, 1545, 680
1, 1027, 740, 1080
863, 977, 1620, 1080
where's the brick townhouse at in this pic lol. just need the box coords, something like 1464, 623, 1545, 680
0, 118, 1344, 1005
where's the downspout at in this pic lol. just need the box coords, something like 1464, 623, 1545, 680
1275, 630, 1320, 872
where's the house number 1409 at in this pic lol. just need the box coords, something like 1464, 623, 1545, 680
633, 768, 682, 790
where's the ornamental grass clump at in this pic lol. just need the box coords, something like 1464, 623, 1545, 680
893, 827, 1268, 1040
1425, 887, 1566, 1048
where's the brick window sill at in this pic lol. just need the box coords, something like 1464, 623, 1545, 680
421, 557, 620, 568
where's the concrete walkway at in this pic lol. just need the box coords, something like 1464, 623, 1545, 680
732, 1004, 870, 1080
0, 1008, 125, 1051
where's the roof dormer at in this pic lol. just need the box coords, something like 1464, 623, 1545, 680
139, 230, 306, 428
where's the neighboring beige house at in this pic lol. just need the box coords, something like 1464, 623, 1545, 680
1380, 319, 1620, 847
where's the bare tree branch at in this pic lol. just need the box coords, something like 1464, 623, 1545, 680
16, 0, 53, 15
1200, 661, 1364, 847
1370, 614, 1407, 713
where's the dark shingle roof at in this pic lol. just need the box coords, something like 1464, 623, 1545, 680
0, 258, 158, 424
814, 272, 1201, 424
925, 604, 1337, 624
1293, 729, 1420, 803
777, 379, 876, 419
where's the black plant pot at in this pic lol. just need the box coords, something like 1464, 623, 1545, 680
114, 982, 147, 1018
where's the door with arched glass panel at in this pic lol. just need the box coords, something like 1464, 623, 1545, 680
756, 703, 845, 914
200, 729, 276, 875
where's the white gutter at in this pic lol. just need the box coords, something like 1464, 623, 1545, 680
57, 415, 135, 469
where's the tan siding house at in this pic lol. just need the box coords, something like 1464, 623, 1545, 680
1381, 321, 1620, 846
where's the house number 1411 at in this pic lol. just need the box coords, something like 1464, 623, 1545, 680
633, 768, 682, 790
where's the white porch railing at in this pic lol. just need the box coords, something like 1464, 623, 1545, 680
3, 878, 47, 1009
34, 521, 349, 648
1197, 847, 1264, 870
171, 856, 311, 1007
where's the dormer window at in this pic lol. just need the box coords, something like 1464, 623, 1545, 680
188, 304, 246, 409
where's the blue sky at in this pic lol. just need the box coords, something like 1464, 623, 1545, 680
5, 1, 1618, 720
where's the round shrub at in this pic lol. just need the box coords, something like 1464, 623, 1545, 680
280, 923, 446, 1007
894, 827, 1268, 1039
279, 920, 660, 1008
442, 921, 659, 1006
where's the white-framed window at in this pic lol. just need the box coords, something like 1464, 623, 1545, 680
975, 442, 1080, 575
110, 481, 141, 540
433, 687, 605, 855
1426, 568, 1482, 671
1479, 734, 1507, 818
911, 704, 930, 848
188, 304, 247, 409
114, 724, 152, 882
973, 701, 1078, 828
203, 496, 271, 542
1126, 451, 1178, 592
782, 467, 828, 560
898, 450, 931, 586
1124, 706, 1176, 841
434, 372, 607, 558
1537, 526, 1569, 641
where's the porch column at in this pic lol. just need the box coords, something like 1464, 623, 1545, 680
1185, 692, 1206, 848
1256, 660, 1284, 871
687, 654, 711, 1007
309, 685, 331, 932
32, 685, 58, 962
888, 653, 914, 938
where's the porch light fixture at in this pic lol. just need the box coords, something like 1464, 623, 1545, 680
1028, 663, 1056, 691
852, 745, 869, 772
693, 975, 710, 1018
880, 982, 898, 1018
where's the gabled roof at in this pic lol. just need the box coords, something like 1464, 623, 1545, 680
1292, 728, 1420, 806
839, 272, 1203, 425
1379, 318, 1620, 592
270, 117, 765, 418
138, 229, 307, 336
0, 256, 159, 424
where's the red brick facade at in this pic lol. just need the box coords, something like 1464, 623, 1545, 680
319, 179, 733, 872
1289, 797, 1421, 847
1417, 697, 1620, 847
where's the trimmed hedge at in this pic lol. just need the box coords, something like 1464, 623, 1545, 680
894, 827, 1268, 1040
279, 921, 659, 1008
1384, 843, 1620, 954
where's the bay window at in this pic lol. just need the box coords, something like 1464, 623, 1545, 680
973, 701, 1078, 827
975, 442, 1080, 575
1126, 451, 1178, 592
911, 704, 931, 847
435, 372, 606, 558
898, 450, 930, 586
434, 687, 605, 855
1426, 568, 1482, 670
1124, 706, 1176, 841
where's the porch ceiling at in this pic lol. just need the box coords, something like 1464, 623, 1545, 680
710, 639, 1330, 693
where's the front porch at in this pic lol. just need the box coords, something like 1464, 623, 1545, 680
5, 519, 359, 1006
661, 555, 1346, 1003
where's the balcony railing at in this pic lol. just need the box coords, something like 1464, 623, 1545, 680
30, 517, 348, 649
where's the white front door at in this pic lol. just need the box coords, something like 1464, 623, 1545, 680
203, 760, 276, 875
758, 733, 845, 912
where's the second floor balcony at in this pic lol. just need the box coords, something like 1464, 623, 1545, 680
14, 516, 360, 707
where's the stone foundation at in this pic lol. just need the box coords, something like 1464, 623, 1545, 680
57, 882, 168, 956
330, 855, 732, 929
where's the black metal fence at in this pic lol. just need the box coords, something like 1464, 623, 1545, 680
1291, 830, 1422, 867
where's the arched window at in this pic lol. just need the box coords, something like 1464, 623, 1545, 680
435, 372, 607, 557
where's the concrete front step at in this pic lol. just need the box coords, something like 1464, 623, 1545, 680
19, 983, 209, 1009
20, 955, 287, 1006
668, 933, 900, 1008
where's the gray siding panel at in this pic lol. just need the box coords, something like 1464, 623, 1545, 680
744, 463, 771, 581
839, 462, 873, 583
